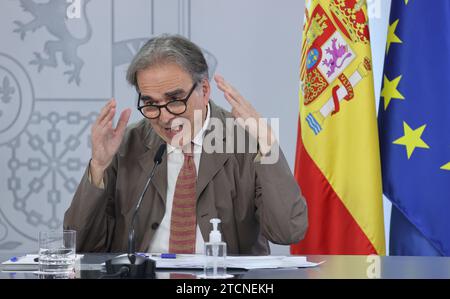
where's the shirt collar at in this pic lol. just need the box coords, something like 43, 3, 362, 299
167, 102, 211, 154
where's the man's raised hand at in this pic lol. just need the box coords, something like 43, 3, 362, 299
90, 99, 131, 186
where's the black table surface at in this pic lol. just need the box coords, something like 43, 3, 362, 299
1, 253, 450, 279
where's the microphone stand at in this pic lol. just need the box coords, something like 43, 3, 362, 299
105, 144, 166, 279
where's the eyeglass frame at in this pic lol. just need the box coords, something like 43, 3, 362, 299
137, 82, 198, 119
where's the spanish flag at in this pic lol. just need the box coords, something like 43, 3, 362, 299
291, 0, 385, 255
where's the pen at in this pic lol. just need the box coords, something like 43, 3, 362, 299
9, 256, 39, 262
138, 253, 177, 259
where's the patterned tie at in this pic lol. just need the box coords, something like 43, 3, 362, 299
169, 147, 197, 254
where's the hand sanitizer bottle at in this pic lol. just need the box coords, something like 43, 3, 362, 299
204, 218, 227, 278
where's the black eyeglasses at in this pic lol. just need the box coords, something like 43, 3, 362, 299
137, 83, 197, 119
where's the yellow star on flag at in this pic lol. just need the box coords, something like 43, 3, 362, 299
381, 75, 405, 110
405, 0, 410, 5
441, 162, 450, 171
393, 122, 430, 159
386, 19, 402, 54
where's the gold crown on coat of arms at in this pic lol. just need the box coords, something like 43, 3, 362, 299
329, 0, 370, 43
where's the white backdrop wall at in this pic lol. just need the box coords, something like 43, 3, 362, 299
0, 0, 391, 255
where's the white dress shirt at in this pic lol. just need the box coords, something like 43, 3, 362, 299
148, 104, 210, 254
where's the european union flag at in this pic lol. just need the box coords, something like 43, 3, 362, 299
378, 1, 450, 256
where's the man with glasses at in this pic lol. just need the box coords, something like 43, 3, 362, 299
64, 34, 307, 255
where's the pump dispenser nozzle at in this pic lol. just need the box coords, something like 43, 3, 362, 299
209, 218, 222, 243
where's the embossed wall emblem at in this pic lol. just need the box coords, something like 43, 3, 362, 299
0, 0, 217, 251
13, 0, 93, 85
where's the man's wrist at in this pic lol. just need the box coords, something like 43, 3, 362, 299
257, 138, 273, 156
89, 159, 106, 188
257, 130, 276, 156
257, 123, 276, 155
90, 158, 107, 172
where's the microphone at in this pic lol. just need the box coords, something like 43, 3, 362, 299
105, 143, 166, 278
128, 143, 166, 259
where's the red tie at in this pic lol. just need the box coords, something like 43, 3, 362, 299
169, 148, 197, 254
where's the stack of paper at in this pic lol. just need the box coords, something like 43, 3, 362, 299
1, 255, 40, 271
149, 254, 321, 270
1, 254, 84, 271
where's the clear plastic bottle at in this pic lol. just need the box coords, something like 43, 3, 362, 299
203, 218, 227, 278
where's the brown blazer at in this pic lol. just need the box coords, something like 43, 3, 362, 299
64, 101, 308, 255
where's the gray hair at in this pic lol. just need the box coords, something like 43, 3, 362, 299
126, 34, 209, 90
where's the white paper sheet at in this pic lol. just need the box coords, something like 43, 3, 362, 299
145, 254, 322, 270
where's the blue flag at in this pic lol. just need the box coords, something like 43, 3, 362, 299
378, 1, 450, 256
